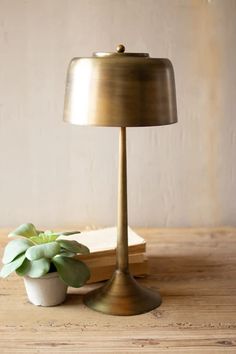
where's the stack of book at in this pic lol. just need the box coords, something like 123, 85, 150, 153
61, 227, 148, 283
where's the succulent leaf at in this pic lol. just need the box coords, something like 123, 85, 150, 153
30, 233, 58, 244
59, 250, 76, 257
2, 238, 33, 264
24, 258, 50, 278
57, 240, 89, 254
52, 256, 90, 287
8, 223, 39, 238
57, 231, 80, 236
16, 258, 31, 276
25, 242, 61, 261
0, 254, 25, 278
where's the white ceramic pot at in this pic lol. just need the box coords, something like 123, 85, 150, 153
23, 272, 68, 306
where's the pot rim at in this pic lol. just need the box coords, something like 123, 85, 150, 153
24, 271, 60, 281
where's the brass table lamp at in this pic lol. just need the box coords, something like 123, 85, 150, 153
63, 45, 177, 315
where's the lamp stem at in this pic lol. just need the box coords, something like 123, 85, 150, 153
84, 125, 162, 315
117, 127, 129, 273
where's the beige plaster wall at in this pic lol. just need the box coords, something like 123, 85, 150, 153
0, 0, 235, 228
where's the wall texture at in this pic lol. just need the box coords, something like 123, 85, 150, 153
0, 0, 235, 228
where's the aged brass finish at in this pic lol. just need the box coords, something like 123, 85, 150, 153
85, 270, 161, 316
63, 46, 177, 127
116, 44, 125, 53
63, 45, 177, 315
84, 127, 161, 315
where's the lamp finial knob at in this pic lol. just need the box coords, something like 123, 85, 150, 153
116, 44, 125, 53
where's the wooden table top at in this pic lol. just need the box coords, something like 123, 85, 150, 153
0, 227, 236, 353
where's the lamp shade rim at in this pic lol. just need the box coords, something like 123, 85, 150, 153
63, 119, 178, 128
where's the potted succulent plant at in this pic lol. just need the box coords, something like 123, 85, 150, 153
0, 223, 90, 306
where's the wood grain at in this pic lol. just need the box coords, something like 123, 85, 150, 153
0, 228, 236, 353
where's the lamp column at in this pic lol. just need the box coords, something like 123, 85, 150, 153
84, 126, 162, 315
117, 127, 129, 273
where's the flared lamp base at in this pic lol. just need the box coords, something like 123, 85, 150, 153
84, 270, 162, 316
